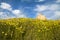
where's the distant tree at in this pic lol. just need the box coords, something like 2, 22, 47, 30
36, 13, 47, 20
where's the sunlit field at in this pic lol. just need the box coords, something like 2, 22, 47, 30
0, 18, 60, 40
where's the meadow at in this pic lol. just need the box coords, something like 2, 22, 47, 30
0, 18, 60, 40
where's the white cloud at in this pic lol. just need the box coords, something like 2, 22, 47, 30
55, 11, 60, 16
38, 0, 45, 2
0, 2, 27, 19
34, 4, 60, 19
56, 0, 60, 3
18, 14, 26, 18
47, 11, 60, 19
0, 12, 4, 15
0, 12, 15, 19
12, 9, 26, 18
34, 5, 47, 12
12, 10, 21, 15
34, 4, 59, 12
48, 4, 59, 11
0, 2, 12, 11
0, 11, 25, 19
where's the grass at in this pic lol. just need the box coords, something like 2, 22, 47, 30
0, 18, 60, 40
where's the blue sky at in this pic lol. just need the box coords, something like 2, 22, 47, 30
0, 0, 60, 19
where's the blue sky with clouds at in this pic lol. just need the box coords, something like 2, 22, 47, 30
0, 0, 60, 19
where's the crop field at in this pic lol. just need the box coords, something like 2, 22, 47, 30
0, 18, 60, 40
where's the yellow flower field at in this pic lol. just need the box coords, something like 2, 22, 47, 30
0, 18, 60, 40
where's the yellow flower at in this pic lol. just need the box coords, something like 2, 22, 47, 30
5, 33, 7, 36
38, 30, 41, 32
11, 34, 13, 37
16, 28, 18, 29
20, 26, 22, 29
2, 32, 4, 34
45, 27, 46, 29
21, 32, 24, 33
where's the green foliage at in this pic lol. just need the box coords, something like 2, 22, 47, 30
0, 18, 60, 40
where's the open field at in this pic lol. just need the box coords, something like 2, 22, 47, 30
0, 18, 60, 40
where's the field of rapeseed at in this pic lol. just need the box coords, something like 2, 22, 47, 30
0, 18, 60, 40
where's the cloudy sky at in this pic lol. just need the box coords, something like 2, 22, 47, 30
0, 0, 60, 19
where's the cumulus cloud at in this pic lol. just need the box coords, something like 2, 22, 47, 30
18, 14, 26, 18
12, 10, 26, 18
48, 4, 59, 11
0, 12, 15, 19
55, 11, 60, 16
0, 12, 4, 15
34, 5, 47, 12
12, 10, 21, 15
0, 2, 26, 19
48, 11, 60, 19
0, 2, 12, 11
34, 4, 60, 19
34, 4, 59, 12
38, 0, 45, 2
56, 0, 60, 3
